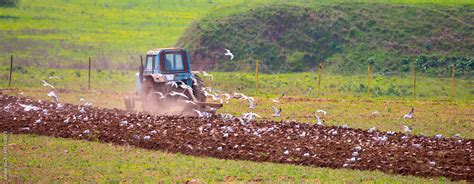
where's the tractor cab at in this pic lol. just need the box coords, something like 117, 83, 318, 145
137, 48, 195, 93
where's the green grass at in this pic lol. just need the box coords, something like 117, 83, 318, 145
1, 134, 462, 183
1, 0, 473, 69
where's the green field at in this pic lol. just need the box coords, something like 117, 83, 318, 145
1, 0, 473, 70
1, 0, 473, 183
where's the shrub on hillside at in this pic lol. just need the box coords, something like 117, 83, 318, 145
0, 0, 19, 7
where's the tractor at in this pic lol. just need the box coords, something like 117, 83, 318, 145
124, 48, 222, 115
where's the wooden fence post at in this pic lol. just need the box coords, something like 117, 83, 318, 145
452, 64, 454, 99
367, 64, 371, 98
413, 64, 416, 98
255, 60, 259, 95
88, 57, 91, 91
318, 63, 322, 96
8, 55, 13, 87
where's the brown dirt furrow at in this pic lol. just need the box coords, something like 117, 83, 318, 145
0, 94, 472, 181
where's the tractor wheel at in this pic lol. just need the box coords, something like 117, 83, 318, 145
192, 75, 206, 102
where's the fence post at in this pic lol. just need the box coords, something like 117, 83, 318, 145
8, 55, 13, 87
452, 64, 454, 99
318, 63, 322, 96
367, 64, 371, 98
255, 60, 259, 95
88, 57, 91, 91
413, 64, 416, 98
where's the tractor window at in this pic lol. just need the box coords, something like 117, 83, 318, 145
144, 55, 154, 74
164, 53, 185, 71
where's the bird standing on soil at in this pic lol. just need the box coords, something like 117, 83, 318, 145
47, 91, 59, 103
403, 108, 414, 119
224, 49, 234, 60
271, 106, 281, 117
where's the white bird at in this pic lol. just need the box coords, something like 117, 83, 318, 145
143, 136, 151, 140
314, 114, 323, 125
41, 80, 55, 89
202, 71, 213, 80
193, 109, 212, 118
283, 150, 289, 155
190, 76, 198, 86
352, 152, 359, 157
368, 127, 376, 133
169, 91, 189, 99
354, 146, 362, 152
217, 146, 223, 151
271, 106, 281, 117
79, 98, 85, 102
403, 107, 414, 119
429, 161, 436, 166
34, 119, 41, 124
242, 112, 260, 121
403, 125, 413, 133
224, 49, 234, 60
434, 134, 443, 139
83, 130, 90, 134
179, 83, 193, 91
154, 92, 166, 99
248, 98, 257, 109
47, 91, 59, 103
184, 100, 197, 105
303, 153, 310, 157
316, 110, 327, 116
19, 104, 41, 111
270, 92, 286, 103
453, 134, 461, 138
48, 76, 60, 79
119, 120, 128, 126
166, 81, 178, 88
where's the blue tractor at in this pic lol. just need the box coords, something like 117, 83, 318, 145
124, 48, 222, 115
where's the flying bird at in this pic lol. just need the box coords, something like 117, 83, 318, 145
316, 110, 327, 116
202, 71, 214, 80
314, 114, 323, 125
224, 49, 234, 60
270, 92, 286, 103
402, 108, 414, 119
154, 92, 166, 99
47, 91, 59, 103
248, 98, 257, 109
271, 106, 281, 117
41, 80, 55, 89
166, 81, 178, 88
403, 125, 413, 133
169, 91, 189, 99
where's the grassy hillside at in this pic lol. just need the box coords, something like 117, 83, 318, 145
0, 0, 472, 72
177, 3, 473, 75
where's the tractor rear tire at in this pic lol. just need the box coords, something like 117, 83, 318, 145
141, 79, 159, 113
192, 75, 206, 102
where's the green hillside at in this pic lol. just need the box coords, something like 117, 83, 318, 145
0, 0, 472, 74
177, 3, 473, 75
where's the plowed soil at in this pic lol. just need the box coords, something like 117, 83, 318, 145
0, 94, 472, 181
